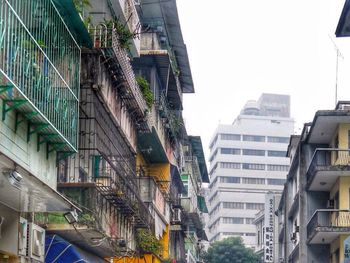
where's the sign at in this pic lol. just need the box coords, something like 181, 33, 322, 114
344, 236, 350, 263
264, 193, 274, 263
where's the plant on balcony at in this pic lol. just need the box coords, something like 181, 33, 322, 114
102, 18, 134, 50
136, 229, 162, 255
73, 0, 91, 14
136, 76, 154, 109
73, 0, 93, 28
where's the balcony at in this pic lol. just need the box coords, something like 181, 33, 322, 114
306, 148, 350, 191
138, 176, 167, 220
0, 0, 80, 152
134, 32, 183, 109
58, 151, 151, 228
307, 209, 350, 244
93, 0, 141, 57
89, 25, 148, 128
137, 93, 184, 163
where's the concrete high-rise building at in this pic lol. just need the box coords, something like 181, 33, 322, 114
206, 93, 294, 247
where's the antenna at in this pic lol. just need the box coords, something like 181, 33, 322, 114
329, 35, 344, 106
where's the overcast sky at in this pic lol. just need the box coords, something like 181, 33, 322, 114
177, 0, 350, 159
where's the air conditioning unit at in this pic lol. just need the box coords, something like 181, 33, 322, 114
171, 208, 182, 224
18, 217, 28, 256
28, 223, 45, 262
327, 199, 335, 208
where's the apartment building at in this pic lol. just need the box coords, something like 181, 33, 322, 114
0, 1, 83, 261
0, 0, 208, 262
277, 102, 350, 263
207, 94, 294, 246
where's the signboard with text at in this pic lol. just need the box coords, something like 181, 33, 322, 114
264, 193, 274, 263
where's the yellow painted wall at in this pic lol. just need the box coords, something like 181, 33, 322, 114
330, 177, 350, 209
330, 234, 350, 263
160, 225, 170, 258
337, 124, 350, 149
112, 254, 162, 263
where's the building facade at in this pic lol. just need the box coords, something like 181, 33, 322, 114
0, 1, 83, 261
0, 0, 208, 262
207, 94, 294, 246
277, 102, 350, 263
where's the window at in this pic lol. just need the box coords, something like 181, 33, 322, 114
223, 202, 244, 209
221, 148, 241, 155
243, 135, 265, 142
268, 150, 287, 157
220, 162, 241, 169
222, 217, 244, 224
246, 203, 264, 210
267, 164, 289, 171
220, 176, 240, 183
242, 163, 265, 170
221, 133, 241, 141
246, 218, 255, 224
267, 178, 285, 185
242, 177, 265, 184
267, 136, 290, 143
222, 232, 244, 236
245, 233, 256, 236
243, 149, 265, 156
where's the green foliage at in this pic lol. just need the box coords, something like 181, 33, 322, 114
203, 237, 260, 263
162, 259, 174, 263
136, 76, 154, 109
103, 18, 134, 50
73, 0, 92, 14
136, 229, 162, 254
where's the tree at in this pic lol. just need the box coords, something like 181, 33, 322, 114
203, 237, 260, 263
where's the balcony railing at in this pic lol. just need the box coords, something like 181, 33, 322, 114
88, 25, 148, 122
307, 209, 350, 241
0, 0, 80, 151
307, 148, 350, 187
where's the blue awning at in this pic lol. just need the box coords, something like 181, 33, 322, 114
45, 234, 106, 263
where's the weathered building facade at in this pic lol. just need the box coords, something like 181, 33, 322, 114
0, 0, 208, 262
277, 102, 350, 263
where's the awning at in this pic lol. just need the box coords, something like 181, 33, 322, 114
197, 195, 208, 213
52, 0, 93, 48
0, 154, 80, 212
45, 234, 107, 263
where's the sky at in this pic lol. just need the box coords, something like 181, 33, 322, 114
177, 0, 350, 160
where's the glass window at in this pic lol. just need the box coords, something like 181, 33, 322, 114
242, 177, 265, 184
243, 135, 265, 142
221, 134, 241, 141
267, 136, 290, 143
220, 162, 241, 169
268, 150, 287, 157
221, 148, 241, 155
243, 149, 265, 156
222, 217, 244, 224
267, 178, 286, 185
242, 163, 265, 170
246, 218, 255, 224
245, 233, 256, 236
267, 164, 289, 171
223, 202, 244, 209
246, 203, 264, 210
220, 176, 240, 183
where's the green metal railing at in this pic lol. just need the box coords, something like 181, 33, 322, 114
0, 0, 80, 151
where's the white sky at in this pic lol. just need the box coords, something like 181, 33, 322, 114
177, 0, 350, 160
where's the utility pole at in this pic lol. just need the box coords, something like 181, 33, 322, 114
329, 35, 344, 106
